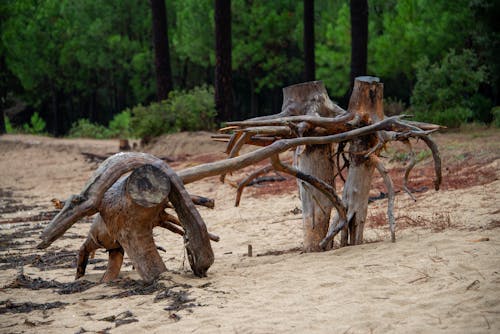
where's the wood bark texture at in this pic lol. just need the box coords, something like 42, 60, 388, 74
215, 77, 442, 250
341, 76, 384, 245
283, 82, 338, 251
39, 153, 215, 281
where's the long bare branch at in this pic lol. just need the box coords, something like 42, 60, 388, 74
372, 156, 396, 242
270, 155, 346, 218
179, 115, 406, 184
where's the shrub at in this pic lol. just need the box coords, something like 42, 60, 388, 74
108, 110, 132, 138
411, 49, 489, 127
492, 106, 500, 128
129, 85, 216, 139
4, 116, 14, 133
22, 112, 46, 134
128, 101, 176, 139
68, 119, 112, 139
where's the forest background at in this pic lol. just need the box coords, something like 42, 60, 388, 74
1, 0, 499, 138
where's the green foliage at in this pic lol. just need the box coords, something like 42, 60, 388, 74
22, 112, 46, 134
128, 102, 176, 139
316, 3, 351, 97
411, 49, 488, 127
492, 107, 500, 128
68, 119, 112, 139
232, 0, 302, 92
370, 0, 474, 81
4, 116, 14, 133
129, 86, 216, 139
168, 86, 217, 132
1, 0, 498, 131
108, 111, 132, 138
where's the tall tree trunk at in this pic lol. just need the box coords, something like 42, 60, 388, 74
303, 0, 315, 82
215, 0, 233, 122
350, 0, 368, 88
150, 0, 173, 101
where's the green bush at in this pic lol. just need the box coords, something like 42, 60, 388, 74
108, 110, 132, 138
411, 49, 489, 128
22, 112, 46, 134
414, 107, 473, 129
129, 85, 216, 139
492, 106, 500, 128
128, 101, 176, 139
4, 116, 14, 133
68, 119, 112, 139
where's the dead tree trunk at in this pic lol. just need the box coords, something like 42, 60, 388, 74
216, 77, 441, 250
98, 164, 170, 282
38, 153, 215, 281
282, 82, 338, 251
341, 76, 384, 245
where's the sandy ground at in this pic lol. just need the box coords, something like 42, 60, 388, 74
0, 130, 499, 334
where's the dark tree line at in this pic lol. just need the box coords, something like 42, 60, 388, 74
2, 0, 498, 135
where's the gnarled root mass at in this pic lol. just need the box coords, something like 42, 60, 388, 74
39, 153, 217, 283
216, 77, 443, 250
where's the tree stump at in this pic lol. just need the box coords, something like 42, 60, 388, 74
341, 76, 384, 245
282, 81, 340, 251
38, 152, 215, 282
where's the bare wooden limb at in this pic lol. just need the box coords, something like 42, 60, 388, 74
226, 114, 354, 133
228, 132, 251, 158
270, 155, 345, 217
212, 134, 278, 147
159, 211, 219, 242
76, 214, 122, 282
372, 156, 396, 242
415, 135, 442, 191
224, 131, 244, 155
320, 212, 354, 249
235, 164, 274, 207
39, 152, 214, 279
179, 115, 406, 184
402, 140, 417, 201
190, 195, 215, 209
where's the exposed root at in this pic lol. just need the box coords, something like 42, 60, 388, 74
372, 156, 396, 242
402, 140, 417, 201
235, 164, 274, 206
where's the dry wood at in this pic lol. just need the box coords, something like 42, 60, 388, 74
372, 156, 396, 242
340, 77, 384, 245
39, 153, 215, 280
41, 78, 443, 282
402, 140, 417, 201
235, 164, 274, 206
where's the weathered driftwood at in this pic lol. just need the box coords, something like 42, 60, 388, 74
38, 153, 216, 281
215, 77, 442, 250
41, 78, 443, 283
340, 77, 384, 245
